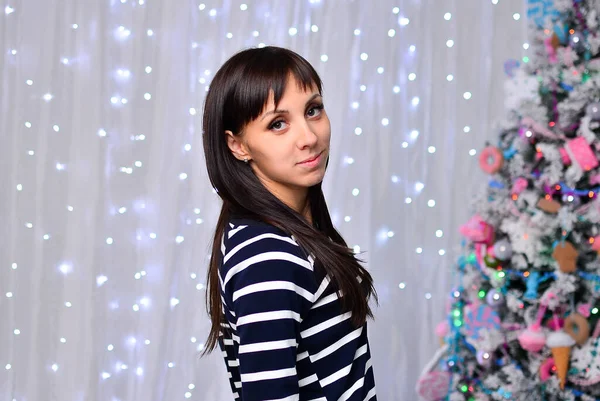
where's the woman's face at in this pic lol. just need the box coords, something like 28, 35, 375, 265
226, 76, 331, 207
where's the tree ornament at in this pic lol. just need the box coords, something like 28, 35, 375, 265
537, 197, 561, 214
563, 313, 590, 346
489, 239, 512, 261
416, 371, 451, 401
547, 330, 575, 389
586, 102, 600, 121
479, 146, 504, 174
485, 289, 504, 308
518, 323, 546, 352
459, 215, 495, 245
483, 254, 500, 268
476, 350, 493, 368
511, 177, 528, 194
561, 193, 581, 208
569, 31, 586, 52
566, 137, 599, 171
582, 70, 591, 83
539, 357, 555, 382
435, 320, 450, 346
552, 241, 578, 273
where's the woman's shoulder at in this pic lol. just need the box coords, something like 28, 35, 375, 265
223, 215, 306, 262
226, 214, 289, 241
220, 215, 316, 291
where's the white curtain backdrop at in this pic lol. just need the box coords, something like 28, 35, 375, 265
0, 0, 528, 400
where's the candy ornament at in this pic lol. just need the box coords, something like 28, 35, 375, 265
459, 215, 494, 245
511, 177, 528, 194
415, 371, 451, 401
416, 345, 451, 401
566, 137, 599, 171
518, 323, 546, 352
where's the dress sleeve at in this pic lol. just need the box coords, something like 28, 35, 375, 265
223, 239, 317, 401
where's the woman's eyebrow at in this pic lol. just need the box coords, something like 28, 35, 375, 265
259, 93, 322, 121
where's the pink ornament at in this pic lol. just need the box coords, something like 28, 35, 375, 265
416, 371, 451, 401
592, 319, 600, 338
435, 320, 450, 337
518, 324, 546, 352
536, 151, 544, 161
578, 303, 591, 318
544, 36, 558, 63
592, 236, 600, 252
559, 148, 572, 165
459, 215, 494, 245
566, 137, 599, 171
546, 317, 564, 331
512, 178, 528, 194
479, 146, 504, 174
539, 357, 555, 382
590, 174, 600, 185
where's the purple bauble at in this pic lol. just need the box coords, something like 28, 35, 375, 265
476, 349, 493, 368
492, 239, 512, 261
561, 193, 581, 208
569, 31, 586, 51
587, 102, 600, 121
486, 289, 504, 308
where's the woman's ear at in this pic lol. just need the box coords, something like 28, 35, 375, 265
225, 130, 250, 162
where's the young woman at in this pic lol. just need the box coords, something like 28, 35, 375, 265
202, 46, 378, 401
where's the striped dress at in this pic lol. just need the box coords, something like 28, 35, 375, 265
217, 216, 377, 401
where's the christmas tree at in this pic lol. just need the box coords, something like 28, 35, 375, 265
417, 1, 600, 400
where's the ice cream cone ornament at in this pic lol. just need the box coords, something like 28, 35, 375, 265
547, 314, 576, 390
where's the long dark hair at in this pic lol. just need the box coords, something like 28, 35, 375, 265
201, 46, 377, 355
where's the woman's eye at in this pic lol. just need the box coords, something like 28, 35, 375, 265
269, 120, 286, 131
307, 104, 324, 117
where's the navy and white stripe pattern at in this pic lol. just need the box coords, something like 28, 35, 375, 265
218, 217, 377, 401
